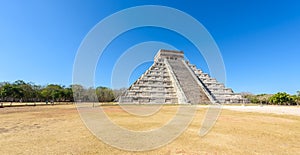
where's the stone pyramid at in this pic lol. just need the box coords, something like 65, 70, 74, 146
119, 49, 245, 104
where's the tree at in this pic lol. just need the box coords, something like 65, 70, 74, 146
243, 93, 272, 104
31, 84, 42, 102
63, 87, 73, 102
85, 87, 97, 102
0, 80, 119, 104
256, 94, 272, 104
41, 87, 51, 103
269, 92, 295, 105
71, 84, 84, 102
0, 83, 23, 103
13, 80, 33, 102
96, 87, 115, 102
295, 91, 300, 106
41, 84, 65, 103
0, 83, 13, 102
2, 83, 13, 101
291, 95, 299, 106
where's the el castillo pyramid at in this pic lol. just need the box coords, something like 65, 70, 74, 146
119, 49, 245, 104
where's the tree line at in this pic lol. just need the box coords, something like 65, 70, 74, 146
243, 91, 300, 105
0, 80, 125, 103
1, 80, 299, 105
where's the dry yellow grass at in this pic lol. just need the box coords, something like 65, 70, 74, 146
0, 104, 299, 154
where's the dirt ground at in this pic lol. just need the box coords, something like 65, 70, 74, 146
0, 104, 299, 154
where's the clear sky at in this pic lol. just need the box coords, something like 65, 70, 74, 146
0, 0, 300, 94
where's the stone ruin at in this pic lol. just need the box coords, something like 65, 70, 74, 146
119, 49, 246, 104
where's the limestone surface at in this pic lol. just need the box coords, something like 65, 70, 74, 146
119, 49, 246, 104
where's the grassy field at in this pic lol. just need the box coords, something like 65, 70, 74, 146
0, 104, 299, 154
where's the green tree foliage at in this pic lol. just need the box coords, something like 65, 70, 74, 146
63, 88, 73, 102
0, 81, 43, 102
269, 92, 295, 105
13, 80, 38, 102
96, 87, 115, 102
0, 80, 118, 103
0, 83, 15, 101
243, 92, 300, 106
41, 84, 62, 101
295, 91, 300, 105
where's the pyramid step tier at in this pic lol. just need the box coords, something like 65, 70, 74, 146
119, 49, 248, 104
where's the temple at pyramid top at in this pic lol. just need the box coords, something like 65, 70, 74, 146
154, 49, 184, 61
119, 49, 246, 104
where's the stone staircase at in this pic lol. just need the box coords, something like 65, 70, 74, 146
167, 59, 210, 104
186, 62, 245, 103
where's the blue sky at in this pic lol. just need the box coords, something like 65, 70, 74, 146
0, 0, 300, 94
